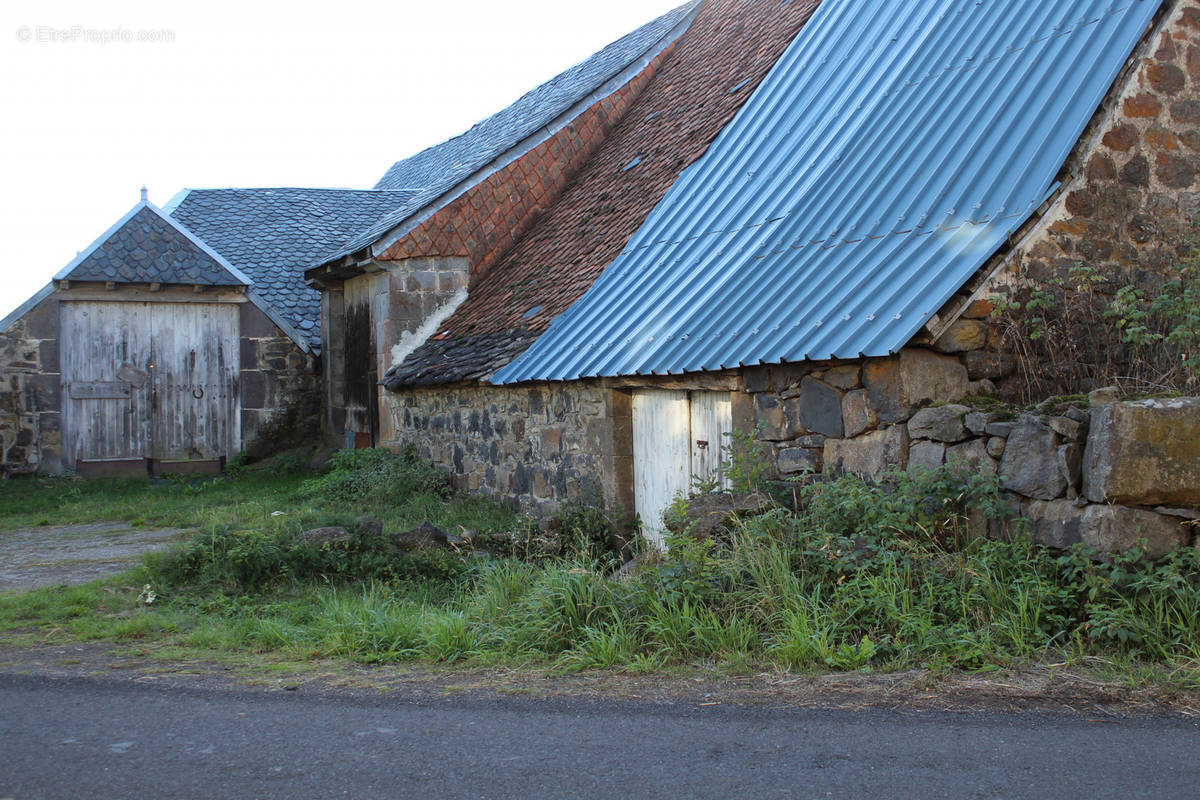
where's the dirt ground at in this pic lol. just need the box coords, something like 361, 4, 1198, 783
0, 522, 191, 592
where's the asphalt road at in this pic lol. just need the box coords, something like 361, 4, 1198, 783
1, 673, 1197, 799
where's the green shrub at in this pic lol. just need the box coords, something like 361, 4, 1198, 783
299, 446, 451, 505
149, 521, 474, 592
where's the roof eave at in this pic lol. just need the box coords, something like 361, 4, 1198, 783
308, 2, 703, 273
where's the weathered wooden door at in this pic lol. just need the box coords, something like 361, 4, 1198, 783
60, 302, 153, 464
632, 390, 732, 546
61, 301, 240, 466
148, 303, 240, 461
342, 275, 379, 447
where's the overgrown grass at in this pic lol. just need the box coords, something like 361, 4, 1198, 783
4, 460, 1200, 685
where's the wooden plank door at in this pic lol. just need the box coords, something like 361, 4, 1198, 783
61, 300, 239, 467
148, 303, 240, 461
61, 301, 154, 465
632, 390, 733, 547
342, 274, 379, 447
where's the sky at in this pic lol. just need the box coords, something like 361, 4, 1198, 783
0, 0, 685, 319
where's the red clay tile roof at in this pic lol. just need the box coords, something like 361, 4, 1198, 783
384, 0, 820, 388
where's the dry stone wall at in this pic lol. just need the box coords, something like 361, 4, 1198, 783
0, 294, 60, 473
744, 350, 1199, 558
943, 0, 1200, 399
238, 303, 321, 459
382, 381, 623, 515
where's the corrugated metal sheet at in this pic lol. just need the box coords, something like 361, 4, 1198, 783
491, 0, 1161, 384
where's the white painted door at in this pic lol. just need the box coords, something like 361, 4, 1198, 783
689, 392, 732, 491
61, 301, 240, 465
632, 390, 732, 547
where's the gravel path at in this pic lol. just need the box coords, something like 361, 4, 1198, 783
0, 522, 192, 592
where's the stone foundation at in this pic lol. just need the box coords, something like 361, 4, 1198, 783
0, 293, 60, 473
382, 381, 627, 516
745, 351, 1199, 557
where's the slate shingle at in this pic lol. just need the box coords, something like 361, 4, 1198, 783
64, 207, 242, 287
325, 1, 701, 265
170, 188, 413, 347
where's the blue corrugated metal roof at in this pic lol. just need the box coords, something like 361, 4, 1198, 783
491, 0, 1161, 384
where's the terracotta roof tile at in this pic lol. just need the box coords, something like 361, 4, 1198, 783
387, 0, 819, 387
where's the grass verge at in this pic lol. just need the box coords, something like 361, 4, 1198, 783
2, 457, 1199, 698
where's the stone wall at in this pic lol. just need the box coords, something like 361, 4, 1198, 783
743, 350, 1199, 557
0, 293, 61, 474
238, 302, 321, 458
382, 381, 628, 516
938, 0, 1200, 398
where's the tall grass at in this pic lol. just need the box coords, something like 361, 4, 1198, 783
6, 462, 1200, 679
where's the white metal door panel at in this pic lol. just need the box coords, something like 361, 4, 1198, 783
61, 302, 153, 463
150, 303, 240, 460
690, 392, 732, 491
633, 390, 690, 547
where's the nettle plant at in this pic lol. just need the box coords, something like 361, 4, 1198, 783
992, 236, 1200, 401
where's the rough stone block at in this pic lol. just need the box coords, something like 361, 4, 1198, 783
961, 299, 995, 319
933, 319, 989, 353
965, 351, 1016, 381
769, 364, 810, 392
795, 377, 843, 438
862, 349, 969, 424
22, 297, 58, 340
999, 416, 1065, 500
239, 302, 278, 338
907, 404, 969, 442
778, 446, 821, 475
964, 411, 997, 435
742, 367, 770, 394
1022, 499, 1088, 550
841, 390, 876, 438
1049, 415, 1085, 441
986, 436, 1006, 459
731, 391, 754, 434
824, 365, 860, 390
823, 425, 909, 478
241, 370, 268, 410
1083, 397, 1200, 506
1058, 443, 1083, 494
30, 374, 60, 411
946, 438, 997, 475
985, 421, 1015, 438
406, 271, 438, 292
1084, 505, 1191, 558
754, 393, 789, 440
908, 440, 945, 472
37, 339, 58, 372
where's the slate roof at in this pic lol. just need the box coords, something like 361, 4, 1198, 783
493, 0, 1163, 382
322, 1, 701, 266
57, 205, 247, 287
384, 0, 819, 388
170, 188, 414, 346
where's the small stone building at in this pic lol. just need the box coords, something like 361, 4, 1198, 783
1, 187, 409, 474
306, 0, 1200, 547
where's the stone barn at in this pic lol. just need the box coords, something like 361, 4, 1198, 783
1, 187, 409, 475
309, 0, 1200, 546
